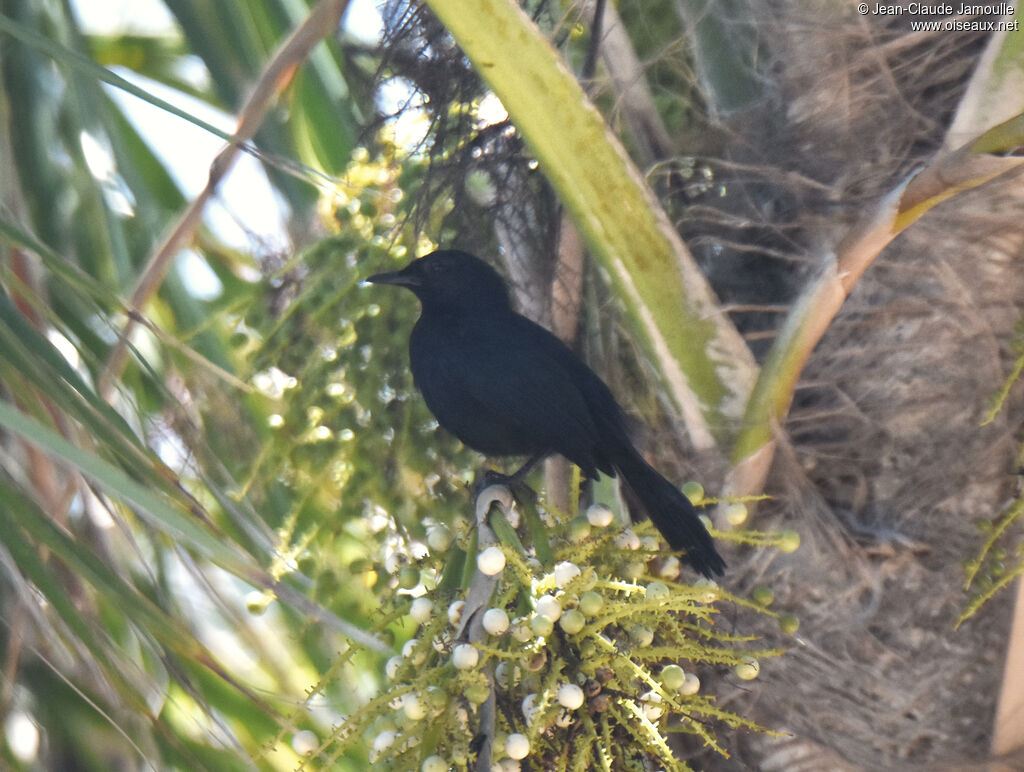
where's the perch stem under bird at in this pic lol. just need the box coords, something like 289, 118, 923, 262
367, 249, 724, 578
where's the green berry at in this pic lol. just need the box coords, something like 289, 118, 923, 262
530, 615, 554, 637
569, 516, 591, 540
422, 755, 446, 772
398, 566, 420, 589
660, 664, 685, 691
734, 656, 760, 680
777, 530, 800, 553
752, 586, 774, 606
779, 614, 800, 635
559, 609, 586, 635
646, 581, 670, 601
579, 590, 604, 616
465, 682, 490, 704
681, 480, 705, 504
725, 502, 748, 526
426, 525, 453, 552
629, 624, 654, 647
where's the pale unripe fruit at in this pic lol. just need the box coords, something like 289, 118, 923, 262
403, 692, 427, 720
630, 625, 654, 647
424, 685, 447, 715
422, 755, 447, 772
448, 600, 465, 626
751, 586, 774, 607
642, 691, 664, 720
427, 525, 453, 552
465, 682, 490, 704
410, 597, 434, 624
660, 664, 685, 691
557, 683, 585, 710
372, 730, 396, 756
680, 672, 701, 695
292, 729, 317, 755
530, 615, 554, 637
553, 561, 581, 588
779, 614, 800, 635
483, 608, 510, 635
521, 693, 539, 724
505, 733, 530, 760
694, 577, 719, 603
494, 661, 521, 688
385, 655, 403, 680
735, 656, 760, 680
568, 516, 591, 539
725, 502, 748, 526
658, 556, 681, 580
452, 643, 479, 669
246, 591, 269, 615
510, 617, 531, 642
535, 595, 562, 621
645, 581, 670, 601
778, 529, 801, 553
402, 638, 426, 665
579, 590, 603, 615
681, 480, 704, 504
615, 529, 641, 550
478, 546, 506, 574
398, 566, 420, 589
586, 503, 614, 527
559, 609, 586, 634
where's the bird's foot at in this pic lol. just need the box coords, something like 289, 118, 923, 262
471, 469, 538, 510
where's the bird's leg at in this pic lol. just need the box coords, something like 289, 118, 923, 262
508, 452, 548, 484
473, 453, 548, 512
477, 452, 548, 489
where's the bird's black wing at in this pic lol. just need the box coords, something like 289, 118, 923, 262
410, 311, 606, 473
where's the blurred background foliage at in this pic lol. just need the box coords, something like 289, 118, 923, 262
2, 0, 1024, 770
0, 1, 447, 768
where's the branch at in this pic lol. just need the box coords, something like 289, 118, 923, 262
458, 484, 513, 772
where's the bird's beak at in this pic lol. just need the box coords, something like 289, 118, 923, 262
365, 266, 420, 288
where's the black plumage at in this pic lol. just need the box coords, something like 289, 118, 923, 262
368, 249, 724, 577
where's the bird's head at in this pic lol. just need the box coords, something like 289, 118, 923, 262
366, 250, 511, 313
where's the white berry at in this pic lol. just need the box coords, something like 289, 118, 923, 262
403, 692, 427, 720
447, 600, 465, 626
371, 730, 396, 757
452, 643, 479, 669
535, 594, 562, 622
477, 546, 506, 575
553, 561, 581, 588
422, 755, 447, 772
521, 693, 539, 724
586, 503, 614, 527
505, 733, 530, 760
557, 683, 585, 710
385, 655, 403, 680
409, 597, 433, 624
483, 607, 510, 635
680, 672, 701, 695
291, 729, 317, 755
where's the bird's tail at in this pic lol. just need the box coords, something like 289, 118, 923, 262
613, 448, 725, 578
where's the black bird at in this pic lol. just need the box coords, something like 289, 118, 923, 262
367, 250, 724, 578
